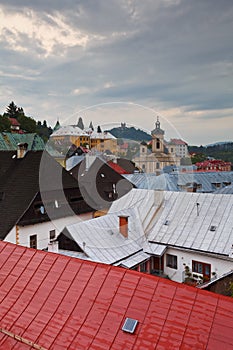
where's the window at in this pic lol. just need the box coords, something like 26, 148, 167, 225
192, 260, 211, 280
156, 138, 160, 149
30, 235, 37, 249
166, 254, 177, 269
156, 162, 160, 169
140, 261, 147, 272
49, 230, 56, 241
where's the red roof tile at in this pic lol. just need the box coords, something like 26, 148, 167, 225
170, 138, 187, 145
0, 241, 233, 349
8, 117, 20, 126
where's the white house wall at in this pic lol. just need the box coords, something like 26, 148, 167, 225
164, 247, 233, 283
5, 213, 92, 250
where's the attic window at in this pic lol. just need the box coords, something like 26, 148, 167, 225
100, 173, 105, 177
210, 225, 217, 232
122, 318, 138, 334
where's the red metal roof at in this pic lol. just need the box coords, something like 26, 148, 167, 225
108, 160, 129, 174
0, 241, 233, 349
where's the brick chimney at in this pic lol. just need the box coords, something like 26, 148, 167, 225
17, 142, 28, 159
118, 215, 129, 238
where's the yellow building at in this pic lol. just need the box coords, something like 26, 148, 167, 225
50, 125, 117, 155
50, 125, 91, 148
90, 130, 117, 154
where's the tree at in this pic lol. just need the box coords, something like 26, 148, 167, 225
77, 117, 84, 130
36, 120, 52, 141
97, 125, 102, 133
0, 114, 11, 132
18, 114, 37, 133
5, 101, 18, 118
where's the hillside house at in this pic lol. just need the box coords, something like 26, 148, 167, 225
0, 148, 94, 249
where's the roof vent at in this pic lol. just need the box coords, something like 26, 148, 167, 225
210, 225, 217, 232
164, 220, 169, 225
122, 318, 138, 334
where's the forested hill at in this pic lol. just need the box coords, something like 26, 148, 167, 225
189, 142, 233, 163
108, 124, 151, 141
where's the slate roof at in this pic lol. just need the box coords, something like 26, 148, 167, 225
0, 133, 45, 150
124, 171, 233, 193
0, 241, 233, 349
68, 157, 134, 210
0, 150, 92, 240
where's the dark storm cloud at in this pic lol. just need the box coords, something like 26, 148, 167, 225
0, 0, 232, 143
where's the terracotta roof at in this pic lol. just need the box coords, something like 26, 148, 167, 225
170, 138, 187, 145
0, 241, 233, 349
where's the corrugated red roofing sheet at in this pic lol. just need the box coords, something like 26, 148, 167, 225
108, 161, 129, 174
0, 241, 233, 349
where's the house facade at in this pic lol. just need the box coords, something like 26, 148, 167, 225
0, 149, 94, 250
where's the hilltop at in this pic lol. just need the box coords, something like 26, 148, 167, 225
108, 123, 151, 141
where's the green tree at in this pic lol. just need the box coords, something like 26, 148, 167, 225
0, 114, 11, 132
5, 101, 18, 118
18, 114, 37, 133
36, 120, 52, 141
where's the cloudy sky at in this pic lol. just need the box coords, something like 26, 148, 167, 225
0, 0, 232, 145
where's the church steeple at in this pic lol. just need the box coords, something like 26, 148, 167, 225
151, 116, 164, 136
156, 116, 160, 129
151, 116, 165, 153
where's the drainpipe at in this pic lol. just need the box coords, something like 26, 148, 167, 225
16, 225, 19, 245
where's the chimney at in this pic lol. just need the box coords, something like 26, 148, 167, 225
48, 240, 59, 253
119, 215, 129, 238
17, 142, 28, 159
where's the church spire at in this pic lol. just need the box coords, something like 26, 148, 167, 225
155, 116, 160, 130
151, 116, 164, 136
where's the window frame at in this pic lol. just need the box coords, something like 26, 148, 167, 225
30, 234, 37, 249
49, 229, 56, 241
166, 254, 177, 269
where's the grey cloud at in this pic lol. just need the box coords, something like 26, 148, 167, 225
0, 0, 232, 142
